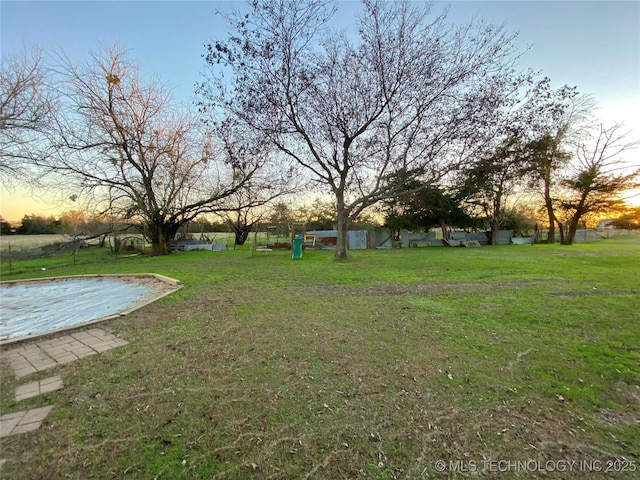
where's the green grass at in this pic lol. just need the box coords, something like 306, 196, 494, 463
1, 238, 639, 479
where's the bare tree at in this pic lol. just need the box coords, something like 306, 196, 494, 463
519, 78, 595, 243
382, 182, 472, 242
0, 46, 55, 186
43, 44, 269, 255
200, 0, 521, 258
557, 123, 639, 245
216, 173, 293, 247
457, 136, 529, 245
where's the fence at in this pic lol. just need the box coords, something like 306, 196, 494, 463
597, 228, 640, 239
0, 232, 266, 277
0, 237, 130, 277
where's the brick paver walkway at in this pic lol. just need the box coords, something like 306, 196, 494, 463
14, 375, 63, 402
0, 406, 53, 437
3, 328, 128, 379
0, 328, 129, 442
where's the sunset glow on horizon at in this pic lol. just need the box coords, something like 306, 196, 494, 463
1, 0, 639, 224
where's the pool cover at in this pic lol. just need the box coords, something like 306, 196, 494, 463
1, 275, 180, 343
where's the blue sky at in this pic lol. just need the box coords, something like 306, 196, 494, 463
1, 0, 639, 220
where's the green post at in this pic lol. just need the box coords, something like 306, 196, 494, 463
292, 234, 303, 259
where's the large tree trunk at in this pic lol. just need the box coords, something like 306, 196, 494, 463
489, 197, 501, 246
563, 220, 579, 245
562, 211, 583, 245
234, 228, 250, 246
439, 218, 449, 242
151, 233, 172, 255
489, 219, 500, 246
543, 161, 556, 244
334, 199, 350, 259
561, 196, 587, 245
545, 200, 556, 244
226, 217, 253, 248
149, 222, 179, 255
557, 220, 567, 245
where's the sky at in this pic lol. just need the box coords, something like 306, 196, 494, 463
1, 0, 639, 222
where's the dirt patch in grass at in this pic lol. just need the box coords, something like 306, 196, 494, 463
548, 289, 640, 297
594, 407, 639, 427
360, 280, 548, 297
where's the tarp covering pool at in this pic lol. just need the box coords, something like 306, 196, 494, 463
0, 275, 181, 344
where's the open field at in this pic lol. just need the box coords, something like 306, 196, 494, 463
0, 234, 70, 250
0, 233, 272, 251
1, 238, 639, 479
0, 233, 242, 276
0, 233, 242, 251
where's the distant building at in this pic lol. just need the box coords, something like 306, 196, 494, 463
596, 219, 615, 230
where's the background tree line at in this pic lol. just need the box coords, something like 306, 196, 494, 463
2, 0, 638, 255
0, 198, 362, 240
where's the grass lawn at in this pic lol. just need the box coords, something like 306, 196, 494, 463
1, 238, 639, 479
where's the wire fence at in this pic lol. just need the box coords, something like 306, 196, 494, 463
598, 228, 640, 239
0, 237, 124, 277
0, 232, 273, 277
2, 229, 638, 277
